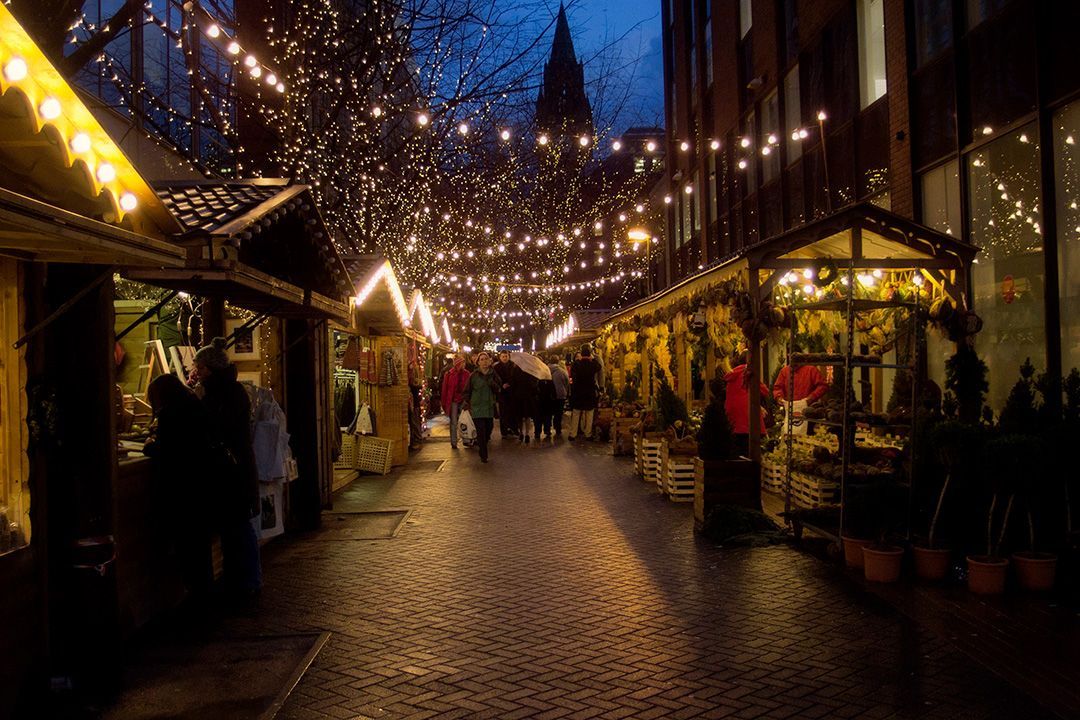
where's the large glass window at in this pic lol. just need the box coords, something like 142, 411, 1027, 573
913, 0, 952, 67
740, 0, 753, 38
967, 123, 1045, 410
920, 159, 962, 237
784, 66, 802, 163
857, 0, 887, 109
703, 7, 713, 88
1054, 103, 1080, 374
761, 92, 780, 184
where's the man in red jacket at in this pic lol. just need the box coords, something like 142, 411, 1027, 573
440, 353, 471, 449
772, 364, 829, 404
724, 355, 770, 457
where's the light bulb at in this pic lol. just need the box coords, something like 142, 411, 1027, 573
738, 159, 748, 170
538, 134, 549, 145
579, 135, 590, 147
417, 113, 429, 126
39, 97, 62, 120
684, 184, 693, 194
206, 24, 221, 38
664, 195, 672, 204
69, 132, 92, 154
4, 57, 28, 82
265, 73, 277, 85
372, 106, 382, 117
276, 83, 285, 92
249, 66, 262, 78
817, 110, 827, 121
500, 128, 510, 140
96, 163, 116, 183
645, 140, 657, 152
710, 139, 720, 150
244, 55, 257, 68
612, 140, 622, 151
119, 192, 138, 211
680, 141, 689, 152
226, 41, 240, 54
740, 136, 751, 148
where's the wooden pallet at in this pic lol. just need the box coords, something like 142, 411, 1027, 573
641, 440, 662, 485
760, 458, 785, 493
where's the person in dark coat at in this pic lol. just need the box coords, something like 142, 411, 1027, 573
534, 371, 556, 441
568, 345, 601, 440
514, 369, 538, 444
144, 373, 214, 601
193, 337, 262, 604
494, 351, 519, 437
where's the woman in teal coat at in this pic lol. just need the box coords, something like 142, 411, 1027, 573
465, 351, 501, 462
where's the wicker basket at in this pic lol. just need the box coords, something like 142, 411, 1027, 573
356, 436, 393, 475
335, 433, 357, 470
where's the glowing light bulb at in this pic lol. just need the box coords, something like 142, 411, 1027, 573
458, 122, 469, 135
709, 139, 720, 150
684, 184, 693, 194
244, 54, 257, 68
912, 274, 924, 287
3, 57, 28, 82
761, 146, 772, 155
96, 162, 116, 183
119, 192, 138, 211
372, 106, 382, 117
679, 141, 689, 152
38, 97, 62, 120
265, 73, 277, 85
817, 110, 828, 121
635, 204, 644, 213
500, 128, 510, 140
645, 140, 656, 152
276, 83, 285, 92
579, 135, 590, 147
206, 24, 221, 38
612, 140, 622, 151
69, 133, 92, 154
594, 221, 603, 230
538, 133, 549, 145
418, 113, 429, 126
249, 66, 262, 78
739, 136, 751, 148
768, 134, 778, 145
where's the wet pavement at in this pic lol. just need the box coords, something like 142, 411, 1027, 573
226, 431, 1055, 719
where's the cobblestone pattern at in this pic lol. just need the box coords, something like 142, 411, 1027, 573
228, 437, 1052, 720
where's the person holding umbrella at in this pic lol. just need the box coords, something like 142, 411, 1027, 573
548, 355, 569, 439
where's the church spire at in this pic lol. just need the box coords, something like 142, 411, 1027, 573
535, 3, 593, 137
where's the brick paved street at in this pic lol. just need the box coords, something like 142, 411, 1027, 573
229, 435, 1054, 720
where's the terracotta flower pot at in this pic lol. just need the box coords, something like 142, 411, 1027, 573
863, 545, 904, 583
912, 546, 951, 581
842, 536, 873, 569
1011, 552, 1057, 592
966, 555, 1008, 595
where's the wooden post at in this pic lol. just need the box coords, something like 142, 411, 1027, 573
748, 269, 762, 463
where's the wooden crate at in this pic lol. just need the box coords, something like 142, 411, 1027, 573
660, 440, 696, 495
760, 458, 785, 493
334, 433, 356, 470
633, 431, 663, 476
665, 459, 696, 501
356, 436, 394, 475
641, 440, 662, 485
789, 470, 839, 509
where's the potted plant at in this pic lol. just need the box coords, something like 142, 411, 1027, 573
967, 432, 1024, 595
693, 376, 759, 531
860, 480, 910, 582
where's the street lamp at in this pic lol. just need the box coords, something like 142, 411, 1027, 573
627, 228, 654, 295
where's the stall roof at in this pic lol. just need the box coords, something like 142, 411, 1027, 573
128, 180, 351, 321
346, 256, 412, 336
744, 203, 978, 269
604, 204, 978, 327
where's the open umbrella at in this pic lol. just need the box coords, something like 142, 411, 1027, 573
510, 352, 552, 381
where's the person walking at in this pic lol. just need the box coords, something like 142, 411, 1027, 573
192, 337, 262, 607
548, 356, 569, 439
440, 353, 470, 449
568, 345, 601, 440
534, 368, 556, 441
464, 351, 500, 462
515, 368, 538, 444
494, 351, 518, 438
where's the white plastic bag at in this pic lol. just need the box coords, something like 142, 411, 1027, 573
458, 409, 477, 445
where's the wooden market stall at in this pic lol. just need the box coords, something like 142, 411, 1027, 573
0, 4, 189, 708
595, 204, 978, 534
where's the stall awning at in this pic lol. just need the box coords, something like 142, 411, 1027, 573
0, 2, 181, 252
0, 186, 184, 267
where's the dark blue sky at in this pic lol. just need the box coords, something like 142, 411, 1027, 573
552, 0, 665, 132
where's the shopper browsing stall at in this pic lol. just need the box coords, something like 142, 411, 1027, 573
193, 337, 262, 607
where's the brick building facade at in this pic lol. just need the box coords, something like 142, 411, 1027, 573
661, 0, 1080, 408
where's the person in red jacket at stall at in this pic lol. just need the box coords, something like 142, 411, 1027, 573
724, 353, 770, 457
772, 362, 829, 404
